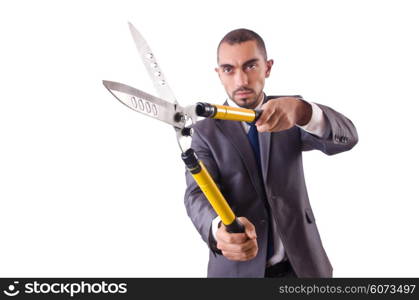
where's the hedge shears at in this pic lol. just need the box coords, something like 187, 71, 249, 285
102, 23, 262, 233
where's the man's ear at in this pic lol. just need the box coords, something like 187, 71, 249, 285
265, 59, 274, 78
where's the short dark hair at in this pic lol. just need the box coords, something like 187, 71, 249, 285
217, 28, 267, 62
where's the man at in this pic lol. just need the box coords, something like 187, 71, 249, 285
183, 28, 358, 278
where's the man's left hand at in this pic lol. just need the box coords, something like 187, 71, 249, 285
255, 97, 312, 132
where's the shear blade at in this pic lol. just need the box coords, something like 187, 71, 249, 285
103, 80, 184, 128
128, 22, 178, 105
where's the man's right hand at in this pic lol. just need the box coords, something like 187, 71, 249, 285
215, 216, 258, 261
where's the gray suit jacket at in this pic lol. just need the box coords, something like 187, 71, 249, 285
183, 95, 358, 278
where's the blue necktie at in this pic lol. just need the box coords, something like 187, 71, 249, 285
246, 122, 274, 260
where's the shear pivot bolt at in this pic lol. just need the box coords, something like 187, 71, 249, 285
174, 112, 184, 123
181, 127, 193, 137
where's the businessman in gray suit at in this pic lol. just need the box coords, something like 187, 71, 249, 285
184, 28, 358, 278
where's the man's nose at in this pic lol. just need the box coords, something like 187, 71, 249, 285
234, 69, 248, 87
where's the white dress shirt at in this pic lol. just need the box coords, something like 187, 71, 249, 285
211, 95, 327, 267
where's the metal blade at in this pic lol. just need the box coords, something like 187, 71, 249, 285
103, 80, 184, 128
128, 22, 178, 105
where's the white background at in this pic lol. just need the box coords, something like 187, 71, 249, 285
1, 0, 418, 277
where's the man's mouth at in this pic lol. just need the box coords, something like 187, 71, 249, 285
235, 90, 253, 97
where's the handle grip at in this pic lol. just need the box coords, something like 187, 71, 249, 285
225, 217, 245, 233
196, 102, 262, 123
182, 148, 245, 233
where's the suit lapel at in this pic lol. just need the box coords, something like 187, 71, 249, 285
259, 94, 274, 183
215, 98, 271, 196
215, 119, 260, 185
259, 131, 271, 183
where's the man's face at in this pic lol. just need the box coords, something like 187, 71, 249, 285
215, 40, 273, 109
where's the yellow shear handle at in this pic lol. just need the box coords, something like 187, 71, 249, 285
182, 149, 244, 233
195, 102, 262, 123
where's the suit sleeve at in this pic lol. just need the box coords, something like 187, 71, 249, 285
183, 129, 222, 255
300, 103, 358, 155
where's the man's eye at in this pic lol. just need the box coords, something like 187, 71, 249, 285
246, 64, 256, 70
223, 67, 232, 73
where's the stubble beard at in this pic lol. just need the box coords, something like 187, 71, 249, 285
231, 90, 264, 109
